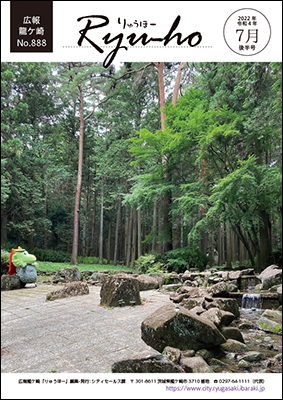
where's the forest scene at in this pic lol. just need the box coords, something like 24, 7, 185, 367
1, 61, 282, 273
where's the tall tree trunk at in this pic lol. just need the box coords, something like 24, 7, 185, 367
107, 218, 111, 264
126, 208, 133, 267
124, 205, 129, 264
172, 62, 186, 106
113, 199, 121, 265
199, 157, 207, 254
218, 224, 222, 266
99, 180, 104, 264
162, 189, 173, 253
152, 200, 157, 253
137, 208, 142, 259
157, 62, 166, 131
180, 214, 184, 248
82, 191, 88, 257
71, 86, 84, 264
89, 189, 97, 256
226, 223, 232, 269
131, 208, 137, 267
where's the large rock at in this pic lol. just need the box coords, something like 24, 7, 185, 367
277, 285, 282, 304
46, 281, 89, 301
220, 310, 236, 326
141, 303, 226, 352
214, 298, 240, 318
180, 356, 214, 373
207, 281, 238, 297
148, 273, 165, 287
221, 327, 245, 343
238, 351, 265, 362
201, 308, 222, 328
178, 286, 212, 300
100, 273, 141, 307
88, 272, 107, 285
220, 339, 248, 353
52, 267, 82, 283
257, 316, 282, 335
1, 275, 23, 291
136, 274, 159, 291
162, 346, 181, 363
111, 353, 185, 373
257, 265, 282, 290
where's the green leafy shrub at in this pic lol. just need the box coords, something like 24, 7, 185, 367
32, 248, 71, 263
166, 258, 188, 273
135, 254, 156, 273
1, 250, 10, 275
154, 247, 208, 273
77, 256, 99, 264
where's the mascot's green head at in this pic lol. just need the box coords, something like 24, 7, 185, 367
11, 246, 37, 268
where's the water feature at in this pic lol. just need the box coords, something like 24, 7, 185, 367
241, 293, 263, 310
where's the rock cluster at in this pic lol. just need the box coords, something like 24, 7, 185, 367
52, 267, 82, 284
111, 265, 282, 373
46, 281, 89, 301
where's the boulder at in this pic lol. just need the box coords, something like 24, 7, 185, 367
46, 281, 89, 301
220, 310, 236, 326
256, 316, 282, 335
257, 265, 282, 290
277, 286, 282, 304
180, 356, 214, 373
214, 298, 240, 318
111, 353, 185, 373
221, 327, 245, 343
179, 286, 212, 300
238, 351, 265, 362
1, 274, 23, 291
141, 303, 226, 352
162, 346, 181, 363
181, 271, 200, 281
148, 273, 165, 287
181, 297, 206, 310
100, 273, 141, 307
195, 349, 215, 362
182, 349, 195, 358
207, 281, 238, 297
136, 274, 159, 291
162, 283, 183, 291
220, 339, 248, 353
52, 267, 82, 283
88, 272, 106, 285
189, 306, 206, 316
261, 309, 282, 319
201, 308, 222, 328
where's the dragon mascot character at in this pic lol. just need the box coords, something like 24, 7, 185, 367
8, 246, 38, 288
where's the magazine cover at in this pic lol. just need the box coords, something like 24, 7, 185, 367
1, 1, 282, 399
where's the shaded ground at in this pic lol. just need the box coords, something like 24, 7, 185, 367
1, 285, 170, 373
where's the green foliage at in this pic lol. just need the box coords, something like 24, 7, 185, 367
32, 248, 71, 263
165, 247, 208, 272
1, 250, 10, 275
135, 254, 156, 273
269, 248, 282, 268
77, 256, 108, 265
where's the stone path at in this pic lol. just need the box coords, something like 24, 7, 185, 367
1, 285, 171, 373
